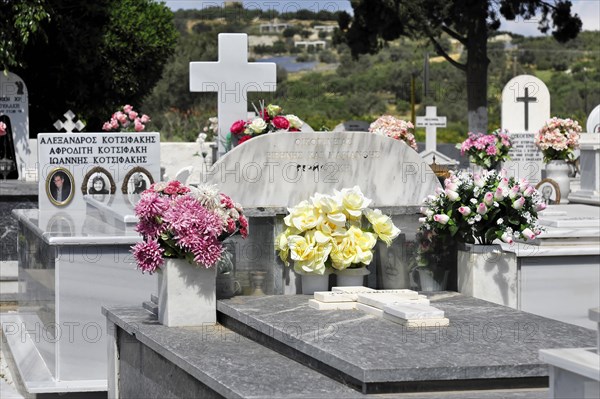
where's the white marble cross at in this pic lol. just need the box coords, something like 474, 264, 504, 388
416, 106, 446, 152
189, 33, 277, 158
53, 110, 85, 133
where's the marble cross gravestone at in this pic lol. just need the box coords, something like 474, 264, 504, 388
0, 71, 31, 180
416, 106, 456, 165
54, 110, 86, 133
501, 74, 550, 183
190, 33, 277, 158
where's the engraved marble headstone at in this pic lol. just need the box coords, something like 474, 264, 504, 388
37, 132, 161, 213
189, 33, 277, 158
0, 71, 30, 179
501, 75, 550, 183
202, 132, 440, 208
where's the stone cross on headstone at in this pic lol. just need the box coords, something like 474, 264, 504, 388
516, 87, 537, 131
53, 110, 85, 133
189, 33, 277, 158
416, 106, 446, 152
502, 74, 549, 134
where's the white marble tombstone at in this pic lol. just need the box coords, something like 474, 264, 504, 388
501, 74, 550, 183
0, 71, 32, 179
189, 33, 277, 158
586, 104, 600, 134
202, 131, 439, 208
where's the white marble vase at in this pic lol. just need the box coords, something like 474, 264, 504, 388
546, 160, 571, 204
157, 258, 217, 327
299, 270, 331, 295
334, 267, 370, 287
457, 244, 518, 308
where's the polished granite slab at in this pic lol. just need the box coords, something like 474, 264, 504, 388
103, 306, 363, 399
217, 292, 597, 393
104, 305, 552, 399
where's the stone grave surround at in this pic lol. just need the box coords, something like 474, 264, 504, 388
103, 292, 597, 397
0, 71, 31, 180
501, 74, 550, 184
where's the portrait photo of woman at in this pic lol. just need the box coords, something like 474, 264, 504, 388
81, 167, 116, 196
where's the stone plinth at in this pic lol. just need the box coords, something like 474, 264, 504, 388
569, 133, 600, 205
0, 208, 156, 396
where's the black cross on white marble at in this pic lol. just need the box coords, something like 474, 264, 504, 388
516, 87, 538, 131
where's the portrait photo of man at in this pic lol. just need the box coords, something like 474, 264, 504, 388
47, 169, 74, 206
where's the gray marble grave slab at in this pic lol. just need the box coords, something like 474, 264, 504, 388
103, 306, 362, 399
217, 293, 596, 393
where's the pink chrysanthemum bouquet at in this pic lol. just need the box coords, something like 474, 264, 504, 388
131, 181, 248, 274
369, 115, 417, 150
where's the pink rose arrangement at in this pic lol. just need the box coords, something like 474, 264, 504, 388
102, 104, 151, 132
229, 102, 303, 146
458, 129, 512, 169
368, 115, 417, 150
419, 169, 546, 245
0, 121, 6, 136
131, 180, 248, 274
535, 117, 581, 163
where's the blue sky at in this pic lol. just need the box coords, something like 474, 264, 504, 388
163, 0, 600, 36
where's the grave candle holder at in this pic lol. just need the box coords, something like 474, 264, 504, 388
0, 156, 16, 180
250, 271, 267, 296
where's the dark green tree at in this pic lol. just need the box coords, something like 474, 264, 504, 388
338, 0, 582, 132
0, 0, 51, 72
6, 0, 178, 135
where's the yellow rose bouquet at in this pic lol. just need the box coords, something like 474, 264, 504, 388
275, 186, 401, 275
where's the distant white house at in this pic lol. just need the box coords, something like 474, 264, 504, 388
260, 22, 291, 33
294, 40, 327, 50
314, 25, 336, 33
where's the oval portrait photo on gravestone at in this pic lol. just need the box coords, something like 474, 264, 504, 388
46, 167, 75, 207
81, 166, 116, 197
536, 178, 561, 205
122, 166, 154, 195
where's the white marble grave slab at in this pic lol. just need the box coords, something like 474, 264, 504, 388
308, 299, 357, 310
0, 71, 31, 180
382, 313, 449, 327
331, 286, 376, 293
383, 303, 444, 320
202, 132, 441, 208
356, 303, 385, 317
313, 291, 356, 303
356, 292, 425, 309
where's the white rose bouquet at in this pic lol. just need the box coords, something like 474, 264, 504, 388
275, 186, 401, 275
